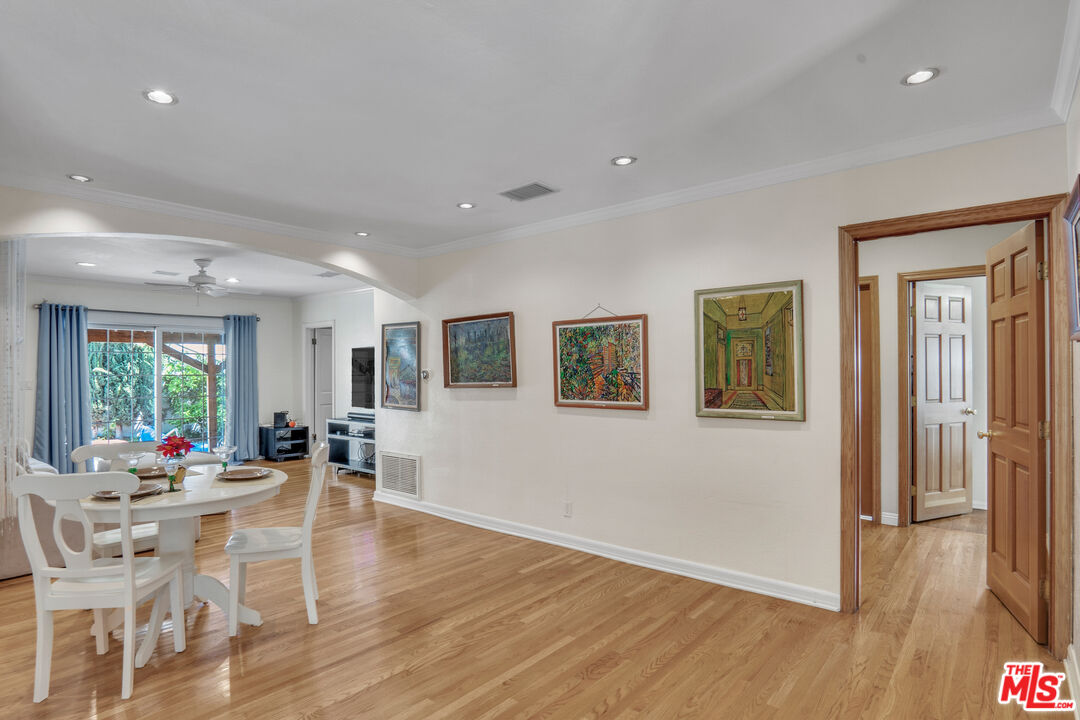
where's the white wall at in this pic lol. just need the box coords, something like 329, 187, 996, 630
373, 126, 1066, 605
859, 224, 1023, 522
21, 275, 298, 444
294, 288, 376, 427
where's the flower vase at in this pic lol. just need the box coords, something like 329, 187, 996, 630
165, 458, 187, 492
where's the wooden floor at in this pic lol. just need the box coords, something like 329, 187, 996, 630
0, 462, 1064, 718
918, 509, 987, 535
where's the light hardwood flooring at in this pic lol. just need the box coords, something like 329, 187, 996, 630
0, 462, 1065, 718
918, 508, 988, 535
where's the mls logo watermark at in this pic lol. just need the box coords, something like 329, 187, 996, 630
998, 662, 1075, 712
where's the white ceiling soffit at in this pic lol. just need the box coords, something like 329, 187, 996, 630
26, 235, 369, 298
0, 0, 1074, 260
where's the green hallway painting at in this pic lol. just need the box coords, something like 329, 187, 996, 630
552, 314, 648, 410
695, 281, 805, 421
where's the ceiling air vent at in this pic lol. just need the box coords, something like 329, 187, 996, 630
379, 451, 420, 499
316, 270, 341, 278
499, 182, 558, 202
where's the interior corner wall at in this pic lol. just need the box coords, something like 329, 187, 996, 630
858, 225, 1023, 522
373, 125, 1066, 604
294, 288, 376, 424
19, 275, 298, 446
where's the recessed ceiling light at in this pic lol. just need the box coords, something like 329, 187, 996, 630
75, 262, 97, 267
67, 174, 93, 183
225, 277, 240, 284
457, 202, 476, 209
354, 231, 369, 237
901, 68, 939, 86
611, 156, 637, 167
143, 89, 179, 105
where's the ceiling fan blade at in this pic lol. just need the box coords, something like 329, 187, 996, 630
144, 281, 191, 288
224, 287, 263, 296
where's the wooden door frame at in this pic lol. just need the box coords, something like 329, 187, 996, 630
857, 276, 882, 523
838, 194, 1073, 659
895, 265, 985, 527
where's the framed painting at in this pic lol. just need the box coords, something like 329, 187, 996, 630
1065, 174, 1080, 340
381, 321, 420, 411
694, 280, 805, 420
552, 314, 648, 410
442, 311, 517, 388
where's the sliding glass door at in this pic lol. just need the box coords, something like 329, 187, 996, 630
88, 326, 226, 451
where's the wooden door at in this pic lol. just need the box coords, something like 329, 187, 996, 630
736, 359, 751, 387
913, 282, 975, 521
312, 327, 334, 443
986, 222, 1047, 643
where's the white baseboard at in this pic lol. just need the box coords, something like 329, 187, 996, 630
973, 500, 987, 511
1066, 645, 1080, 720
373, 491, 841, 612
881, 512, 899, 526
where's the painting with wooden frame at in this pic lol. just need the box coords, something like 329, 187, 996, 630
381, 321, 420, 411
694, 280, 805, 420
552, 314, 648, 410
1065, 174, 1080, 340
442, 311, 517, 388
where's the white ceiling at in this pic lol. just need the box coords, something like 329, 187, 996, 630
26, 236, 368, 297
0, 1, 1075, 257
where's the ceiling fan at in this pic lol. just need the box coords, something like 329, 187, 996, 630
144, 258, 261, 297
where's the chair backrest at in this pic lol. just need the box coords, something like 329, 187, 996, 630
70, 441, 158, 472
303, 443, 330, 539
14, 472, 140, 585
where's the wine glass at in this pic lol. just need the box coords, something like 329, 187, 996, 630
212, 444, 237, 473
117, 451, 146, 474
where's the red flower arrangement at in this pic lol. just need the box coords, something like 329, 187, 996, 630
156, 435, 194, 458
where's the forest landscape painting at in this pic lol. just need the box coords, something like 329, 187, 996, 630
442, 312, 517, 388
552, 314, 648, 410
382, 321, 420, 411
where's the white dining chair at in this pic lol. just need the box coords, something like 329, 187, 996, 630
71, 442, 161, 557
14, 471, 186, 702
70, 441, 159, 472
224, 443, 329, 635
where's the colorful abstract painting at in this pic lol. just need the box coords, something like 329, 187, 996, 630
382, 321, 420, 411
694, 280, 804, 421
552, 315, 648, 410
442, 312, 517, 388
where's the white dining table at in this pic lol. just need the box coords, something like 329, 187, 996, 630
81, 463, 287, 666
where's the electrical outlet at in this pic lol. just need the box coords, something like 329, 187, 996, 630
563, 501, 573, 518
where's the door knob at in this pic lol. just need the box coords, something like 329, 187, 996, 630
962, 407, 977, 416
977, 430, 994, 439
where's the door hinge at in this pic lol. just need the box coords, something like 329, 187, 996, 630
311, 337, 317, 345
909, 305, 915, 318
1040, 578, 1050, 601
1037, 261, 1047, 281
910, 395, 917, 408
910, 484, 918, 497
1039, 421, 1050, 440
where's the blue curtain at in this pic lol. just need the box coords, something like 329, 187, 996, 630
224, 315, 259, 460
33, 303, 91, 473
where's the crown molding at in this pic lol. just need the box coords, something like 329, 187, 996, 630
0, 170, 424, 258
1051, 0, 1080, 121
418, 108, 1063, 258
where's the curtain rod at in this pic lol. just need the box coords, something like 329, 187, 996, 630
32, 302, 260, 321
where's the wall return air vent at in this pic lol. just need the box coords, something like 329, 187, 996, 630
499, 182, 558, 202
379, 451, 420, 499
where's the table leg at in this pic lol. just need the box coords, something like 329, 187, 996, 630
134, 588, 169, 668
192, 574, 263, 628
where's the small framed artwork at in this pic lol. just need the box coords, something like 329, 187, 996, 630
381, 321, 420, 411
694, 280, 805, 421
1065, 174, 1080, 340
552, 314, 648, 410
442, 311, 517, 388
